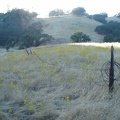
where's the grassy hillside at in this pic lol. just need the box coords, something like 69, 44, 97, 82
0, 43, 120, 120
41, 15, 104, 44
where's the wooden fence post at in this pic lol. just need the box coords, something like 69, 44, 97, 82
109, 45, 114, 93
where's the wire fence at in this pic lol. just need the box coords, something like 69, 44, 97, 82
1, 45, 120, 120
25, 46, 120, 93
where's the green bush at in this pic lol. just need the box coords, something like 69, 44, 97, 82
70, 32, 91, 42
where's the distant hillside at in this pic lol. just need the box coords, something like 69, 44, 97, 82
40, 15, 104, 44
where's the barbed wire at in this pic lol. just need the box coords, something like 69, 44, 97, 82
101, 61, 120, 82
32, 50, 103, 71
25, 47, 120, 86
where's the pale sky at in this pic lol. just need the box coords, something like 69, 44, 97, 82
0, 0, 119, 18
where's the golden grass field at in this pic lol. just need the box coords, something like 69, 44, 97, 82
0, 43, 120, 120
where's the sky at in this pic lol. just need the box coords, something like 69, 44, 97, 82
0, 0, 119, 18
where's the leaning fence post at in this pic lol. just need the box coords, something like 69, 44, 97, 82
109, 45, 114, 93
24, 46, 29, 55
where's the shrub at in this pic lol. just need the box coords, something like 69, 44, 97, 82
70, 32, 91, 42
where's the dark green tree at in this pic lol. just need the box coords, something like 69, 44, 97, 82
0, 9, 38, 46
95, 21, 120, 42
70, 32, 91, 42
0, 9, 53, 49
49, 9, 64, 17
19, 21, 42, 48
71, 7, 86, 16
103, 34, 114, 42
93, 14, 107, 24
100, 12, 108, 18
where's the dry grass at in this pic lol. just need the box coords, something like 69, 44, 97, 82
0, 43, 120, 120
41, 15, 104, 44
